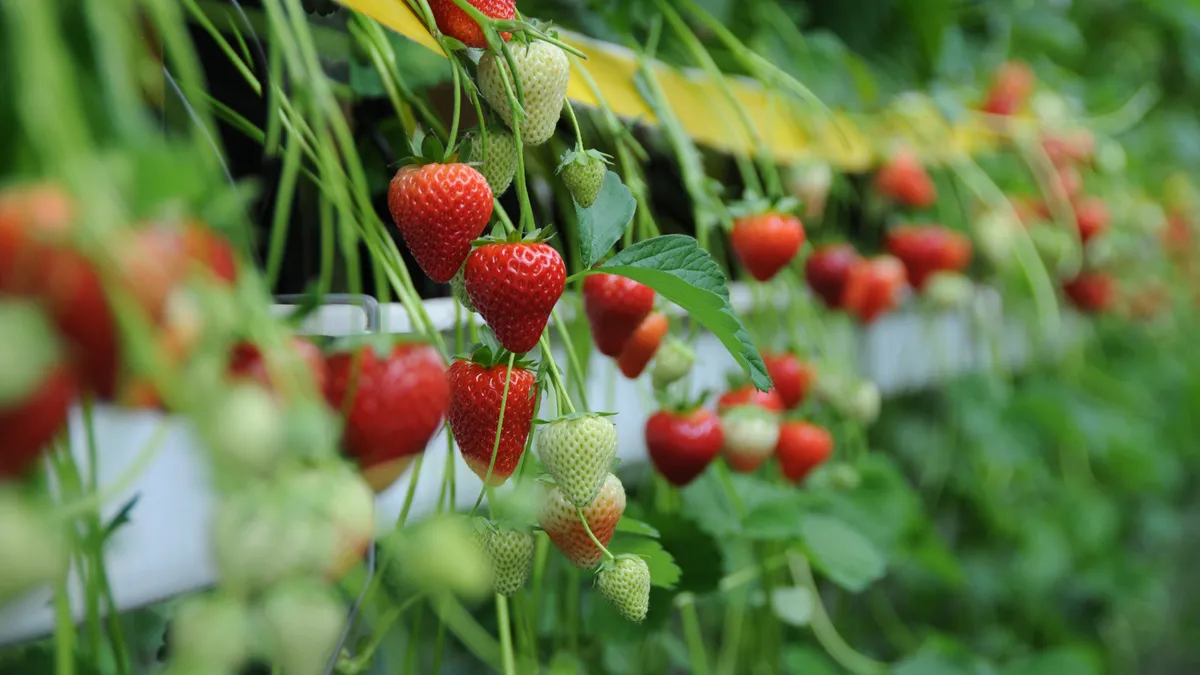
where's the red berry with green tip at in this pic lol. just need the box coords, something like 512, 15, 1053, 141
429, 0, 514, 49
583, 273, 655, 357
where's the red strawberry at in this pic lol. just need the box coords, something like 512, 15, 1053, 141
1062, 271, 1113, 313
446, 357, 537, 486
842, 255, 907, 324
761, 352, 815, 410
539, 473, 625, 568
1074, 197, 1109, 244
775, 421, 833, 484
230, 337, 328, 398
730, 212, 806, 282
1052, 166, 1083, 202
1, 366, 76, 479
645, 407, 724, 486
875, 149, 937, 208
388, 163, 494, 283
583, 274, 655, 357
805, 243, 861, 309
980, 61, 1034, 116
616, 312, 668, 379
717, 385, 785, 414
886, 225, 972, 290
429, 0, 514, 49
325, 341, 450, 493
464, 241, 566, 354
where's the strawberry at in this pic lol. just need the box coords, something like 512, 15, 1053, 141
539, 472, 625, 568
429, 0, 514, 49
0, 304, 75, 479
468, 127, 519, 197
558, 147, 610, 208
650, 338, 695, 390
875, 149, 937, 208
616, 312, 669, 379
583, 273, 656, 357
776, 421, 833, 484
842, 255, 907, 324
717, 385, 785, 414
478, 40, 570, 146
451, 266, 478, 312
324, 339, 450, 492
465, 241, 566, 354
0, 490, 67, 605
924, 271, 974, 310
446, 356, 537, 485
1063, 271, 1114, 313
596, 554, 651, 623
169, 593, 253, 671
228, 337, 327, 398
730, 212, 806, 282
645, 407, 724, 486
886, 225, 972, 290
475, 524, 535, 596
980, 61, 1034, 116
721, 405, 781, 473
761, 352, 815, 410
805, 243, 861, 309
536, 413, 618, 507
1052, 165, 1083, 202
260, 581, 346, 675
1074, 196, 1110, 244
388, 162, 494, 283
1, 363, 75, 479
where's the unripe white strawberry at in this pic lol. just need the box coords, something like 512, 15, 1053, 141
285, 466, 375, 580
478, 40, 570, 146
720, 405, 781, 473
539, 473, 625, 569
536, 413, 617, 506
651, 338, 694, 390
468, 127, 519, 197
259, 580, 346, 675
923, 271, 974, 310
394, 514, 494, 600
212, 484, 330, 592
596, 554, 651, 623
475, 524, 535, 596
849, 381, 881, 426
169, 592, 252, 670
201, 382, 284, 475
0, 489, 67, 603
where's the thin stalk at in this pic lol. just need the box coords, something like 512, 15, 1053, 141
495, 594, 518, 675
577, 506, 615, 561
539, 335, 577, 414
471, 352, 518, 516
563, 98, 586, 149
788, 553, 888, 675
550, 307, 591, 410
678, 594, 712, 675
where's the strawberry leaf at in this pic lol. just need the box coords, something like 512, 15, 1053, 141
799, 514, 886, 592
572, 235, 771, 391
575, 171, 636, 268
607, 533, 681, 589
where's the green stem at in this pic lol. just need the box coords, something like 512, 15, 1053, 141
550, 307, 591, 410
471, 351, 517, 516
577, 506, 616, 561
789, 552, 888, 675
445, 57, 464, 159
539, 334, 577, 414
496, 40, 536, 233
678, 594, 712, 675
495, 594, 518, 675
563, 98, 586, 149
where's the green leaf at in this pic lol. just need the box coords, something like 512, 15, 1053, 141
799, 514, 886, 592
894, 651, 973, 675
580, 235, 771, 391
101, 494, 140, 543
743, 500, 806, 541
781, 646, 842, 675
614, 517, 661, 538
607, 533, 681, 589
769, 586, 813, 627
575, 171, 636, 268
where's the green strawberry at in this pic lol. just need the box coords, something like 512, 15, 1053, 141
596, 554, 651, 623
451, 266, 477, 313
557, 147, 610, 208
475, 524, 535, 597
478, 40, 570, 146
650, 338, 694, 390
535, 413, 618, 506
468, 127, 519, 197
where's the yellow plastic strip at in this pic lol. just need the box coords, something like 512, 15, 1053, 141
338, 0, 991, 170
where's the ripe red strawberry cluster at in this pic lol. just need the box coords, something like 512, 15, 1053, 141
805, 243, 910, 324
0, 183, 239, 480
645, 352, 832, 487
582, 273, 673, 379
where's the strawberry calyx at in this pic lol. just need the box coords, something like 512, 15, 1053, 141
402, 126, 462, 166
726, 192, 802, 222
653, 388, 711, 415
555, 146, 612, 173
533, 411, 617, 426
457, 326, 535, 370
471, 226, 558, 247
